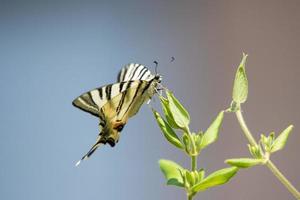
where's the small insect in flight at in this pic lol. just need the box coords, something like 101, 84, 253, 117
73, 63, 162, 166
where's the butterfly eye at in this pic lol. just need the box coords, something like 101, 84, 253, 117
115, 124, 125, 132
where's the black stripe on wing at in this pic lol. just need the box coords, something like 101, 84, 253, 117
99, 80, 149, 121
116, 81, 132, 114
117, 63, 154, 82
73, 82, 127, 117
72, 80, 144, 117
72, 94, 99, 117
121, 81, 143, 118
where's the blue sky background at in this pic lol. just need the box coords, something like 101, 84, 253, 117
1, 1, 300, 200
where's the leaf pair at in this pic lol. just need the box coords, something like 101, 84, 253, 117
226, 125, 294, 169
159, 91, 190, 130
153, 90, 225, 154
159, 159, 238, 193
259, 125, 294, 155
152, 109, 183, 149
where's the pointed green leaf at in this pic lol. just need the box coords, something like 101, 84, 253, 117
185, 170, 195, 187
269, 132, 275, 142
260, 134, 268, 146
195, 132, 203, 152
232, 53, 248, 104
247, 144, 264, 159
260, 134, 270, 152
159, 159, 184, 187
197, 169, 205, 182
182, 134, 191, 154
201, 111, 224, 149
152, 109, 183, 149
271, 125, 293, 153
191, 170, 200, 184
191, 167, 238, 193
225, 158, 264, 168
160, 96, 180, 129
166, 90, 190, 129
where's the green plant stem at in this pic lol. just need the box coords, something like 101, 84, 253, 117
185, 126, 197, 156
266, 160, 300, 199
191, 156, 197, 171
235, 110, 257, 146
236, 109, 300, 199
186, 126, 198, 200
188, 156, 197, 200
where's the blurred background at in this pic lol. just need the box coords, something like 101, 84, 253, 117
1, 0, 299, 199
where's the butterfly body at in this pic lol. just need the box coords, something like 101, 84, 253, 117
73, 64, 161, 165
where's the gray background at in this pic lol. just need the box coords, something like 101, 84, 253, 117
0, 0, 299, 199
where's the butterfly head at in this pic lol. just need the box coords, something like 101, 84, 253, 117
154, 74, 162, 83
102, 120, 126, 147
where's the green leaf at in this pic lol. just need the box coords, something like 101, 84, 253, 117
159, 159, 184, 187
248, 144, 264, 159
197, 169, 205, 182
191, 170, 200, 184
261, 132, 276, 152
225, 158, 264, 168
166, 90, 190, 129
160, 96, 181, 129
260, 134, 268, 146
271, 125, 293, 153
195, 132, 203, 152
260, 134, 270, 152
232, 53, 248, 104
269, 132, 275, 142
182, 134, 191, 154
185, 170, 195, 187
152, 109, 183, 149
191, 167, 238, 193
201, 111, 224, 149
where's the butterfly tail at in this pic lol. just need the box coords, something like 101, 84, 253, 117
75, 136, 103, 166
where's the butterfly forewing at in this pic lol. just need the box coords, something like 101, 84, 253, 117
72, 81, 137, 117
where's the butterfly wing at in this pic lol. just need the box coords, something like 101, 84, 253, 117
72, 81, 137, 117
73, 63, 155, 117
117, 63, 155, 82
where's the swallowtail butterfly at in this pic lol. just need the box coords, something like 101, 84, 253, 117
73, 63, 162, 166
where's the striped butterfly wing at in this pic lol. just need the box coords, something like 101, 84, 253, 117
72, 81, 135, 117
117, 63, 155, 82
73, 63, 153, 117
107, 80, 157, 121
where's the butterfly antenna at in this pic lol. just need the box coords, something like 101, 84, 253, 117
154, 60, 158, 74
170, 56, 175, 63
